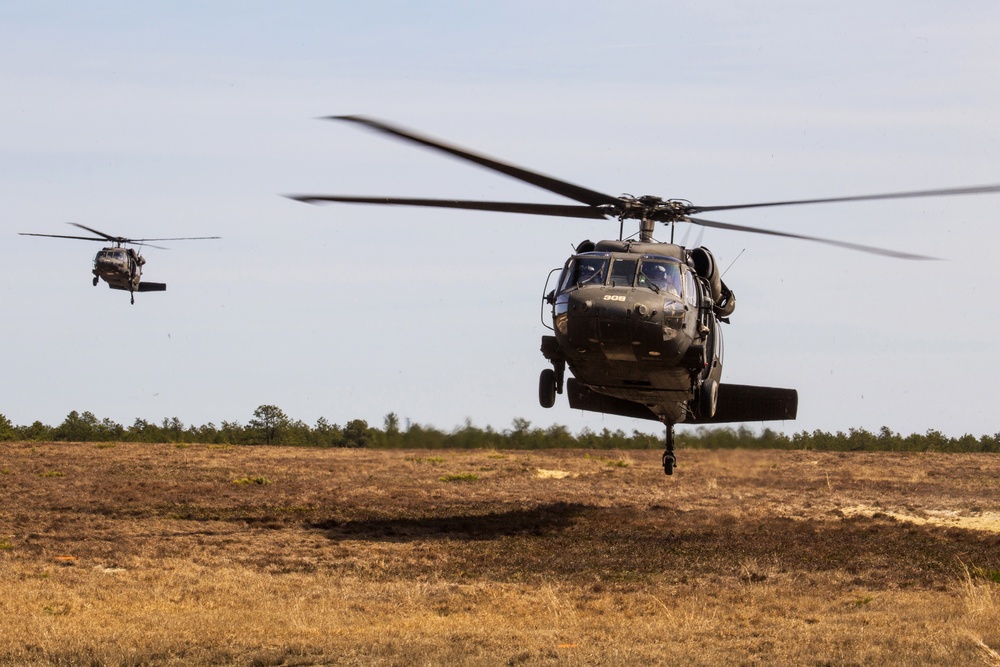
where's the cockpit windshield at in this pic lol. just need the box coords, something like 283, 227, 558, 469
608, 258, 637, 287
638, 257, 683, 298
559, 253, 686, 295
96, 249, 127, 263
561, 254, 609, 289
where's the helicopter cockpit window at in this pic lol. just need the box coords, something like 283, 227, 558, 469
96, 249, 128, 266
684, 270, 698, 307
563, 255, 609, 289
637, 258, 683, 298
608, 259, 637, 287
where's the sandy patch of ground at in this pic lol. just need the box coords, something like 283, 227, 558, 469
842, 504, 1000, 534
535, 468, 573, 479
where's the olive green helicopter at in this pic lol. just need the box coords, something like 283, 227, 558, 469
19, 223, 220, 304
288, 116, 1000, 474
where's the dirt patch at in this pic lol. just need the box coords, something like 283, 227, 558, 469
842, 504, 1000, 534
535, 468, 573, 479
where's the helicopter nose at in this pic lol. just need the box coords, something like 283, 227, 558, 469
564, 290, 638, 350
560, 289, 690, 363
597, 299, 634, 343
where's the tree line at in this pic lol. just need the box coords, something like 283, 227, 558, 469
0, 406, 998, 452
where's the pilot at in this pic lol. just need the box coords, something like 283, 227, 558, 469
663, 269, 682, 298
642, 264, 681, 297
577, 260, 605, 286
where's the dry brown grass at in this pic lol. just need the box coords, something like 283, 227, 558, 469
1, 442, 998, 665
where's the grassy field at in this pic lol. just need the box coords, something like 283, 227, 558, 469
1, 441, 998, 666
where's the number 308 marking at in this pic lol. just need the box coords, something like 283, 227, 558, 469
603, 295, 626, 302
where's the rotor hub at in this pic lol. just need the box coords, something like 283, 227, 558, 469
617, 196, 691, 224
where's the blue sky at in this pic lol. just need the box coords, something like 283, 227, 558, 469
2, 1, 999, 438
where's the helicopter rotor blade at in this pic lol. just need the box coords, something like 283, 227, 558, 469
19, 232, 170, 250
19, 232, 109, 242
329, 116, 623, 209
286, 194, 609, 219
21, 223, 219, 250
685, 216, 938, 260
689, 184, 1000, 214
121, 236, 220, 251
67, 222, 120, 241
297, 118, 1000, 260
128, 236, 222, 242
129, 241, 171, 250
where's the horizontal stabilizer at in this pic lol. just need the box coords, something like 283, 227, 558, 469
566, 379, 660, 421
566, 379, 797, 424
691, 384, 797, 424
136, 282, 166, 292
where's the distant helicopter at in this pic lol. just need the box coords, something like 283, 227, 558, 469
288, 116, 1000, 474
19, 223, 220, 304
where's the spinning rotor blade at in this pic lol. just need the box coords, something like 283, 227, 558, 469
129, 236, 222, 242
287, 195, 609, 219
690, 183, 1000, 214
21, 223, 219, 250
18, 232, 170, 250
686, 216, 938, 260
68, 222, 120, 241
126, 241, 170, 250
70, 222, 220, 244
330, 116, 623, 208
19, 232, 109, 242
297, 118, 1000, 260
71, 223, 220, 247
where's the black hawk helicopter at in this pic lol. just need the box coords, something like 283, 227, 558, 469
19, 223, 220, 304
288, 116, 1000, 474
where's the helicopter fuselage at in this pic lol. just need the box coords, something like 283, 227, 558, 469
91, 246, 165, 303
542, 240, 722, 424
92, 246, 143, 292
540, 239, 795, 450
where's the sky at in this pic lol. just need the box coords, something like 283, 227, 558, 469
1, 1, 999, 439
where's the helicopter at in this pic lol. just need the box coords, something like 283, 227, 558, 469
288, 116, 1000, 475
19, 223, 220, 304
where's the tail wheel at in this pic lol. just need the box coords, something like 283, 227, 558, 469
538, 368, 556, 408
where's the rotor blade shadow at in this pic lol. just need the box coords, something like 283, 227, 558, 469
309, 501, 588, 542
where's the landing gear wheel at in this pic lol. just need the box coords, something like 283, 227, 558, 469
663, 424, 676, 475
538, 368, 556, 408
130, 293, 135, 305
92, 276, 99, 286
662, 451, 675, 475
